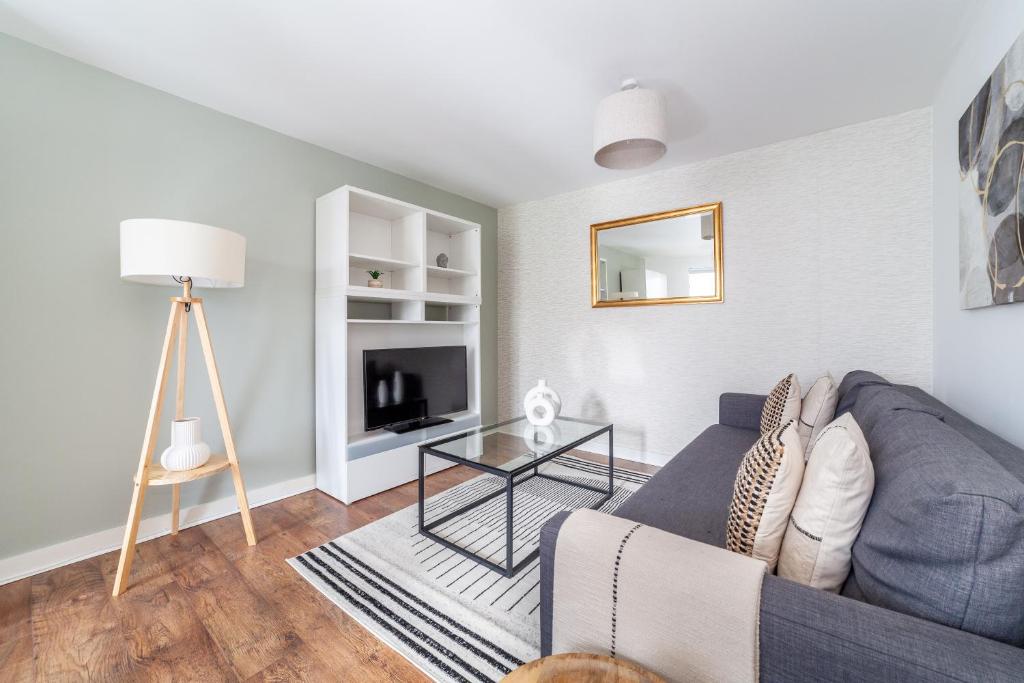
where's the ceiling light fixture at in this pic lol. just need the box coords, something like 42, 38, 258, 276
593, 78, 667, 169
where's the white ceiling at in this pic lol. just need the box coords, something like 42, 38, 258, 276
0, 0, 974, 208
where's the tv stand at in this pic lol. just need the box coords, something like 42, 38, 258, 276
384, 416, 453, 434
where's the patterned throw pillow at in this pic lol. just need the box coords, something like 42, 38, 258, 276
761, 374, 802, 435
726, 420, 805, 571
796, 374, 838, 450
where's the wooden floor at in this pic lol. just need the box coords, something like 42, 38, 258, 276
0, 456, 659, 681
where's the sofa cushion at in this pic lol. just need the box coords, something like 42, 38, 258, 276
613, 424, 758, 546
844, 383, 1024, 645
834, 370, 893, 416
896, 384, 1024, 485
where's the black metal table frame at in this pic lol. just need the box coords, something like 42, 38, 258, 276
418, 418, 613, 577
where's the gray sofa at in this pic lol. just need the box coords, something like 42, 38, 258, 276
540, 371, 1024, 681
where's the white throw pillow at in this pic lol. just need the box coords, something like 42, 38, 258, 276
797, 374, 838, 451
778, 413, 874, 591
761, 373, 801, 435
726, 420, 805, 571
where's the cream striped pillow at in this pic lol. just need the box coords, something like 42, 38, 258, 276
778, 413, 874, 591
797, 374, 838, 450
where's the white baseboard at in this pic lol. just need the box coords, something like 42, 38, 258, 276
573, 441, 673, 467
0, 473, 315, 587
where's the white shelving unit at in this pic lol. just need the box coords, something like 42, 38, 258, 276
315, 186, 483, 503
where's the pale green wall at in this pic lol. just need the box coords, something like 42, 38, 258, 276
0, 33, 498, 560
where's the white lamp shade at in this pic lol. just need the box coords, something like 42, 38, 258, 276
120, 219, 246, 288
593, 85, 667, 169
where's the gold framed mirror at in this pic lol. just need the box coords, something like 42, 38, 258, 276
591, 202, 723, 307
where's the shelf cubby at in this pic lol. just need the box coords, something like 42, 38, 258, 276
425, 303, 480, 324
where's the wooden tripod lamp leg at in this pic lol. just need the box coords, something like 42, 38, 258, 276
192, 300, 256, 546
171, 304, 188, 535
113, 301, 182, 597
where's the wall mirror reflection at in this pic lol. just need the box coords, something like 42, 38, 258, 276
591, 202, 723, 307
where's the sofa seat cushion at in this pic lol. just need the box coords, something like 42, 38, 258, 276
845, 385, 1024, 645
613, 424, 758, 546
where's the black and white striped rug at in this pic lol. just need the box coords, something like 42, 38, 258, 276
288, 454, 651, 682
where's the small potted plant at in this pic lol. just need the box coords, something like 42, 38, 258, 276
367, 270, 384, 288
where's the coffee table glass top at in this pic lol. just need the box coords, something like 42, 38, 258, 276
423, 416, 611, 473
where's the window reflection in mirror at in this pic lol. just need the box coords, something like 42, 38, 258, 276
591, 203, 723, 307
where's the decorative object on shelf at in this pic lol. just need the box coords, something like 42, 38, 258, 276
958, 29, 1024, 309
160, 417, 211, 471
523, 379, 562, 427
436, 252, 449, 268
593, 78, 667, 169
367, 269, 384, 288
114, 218, 256, 597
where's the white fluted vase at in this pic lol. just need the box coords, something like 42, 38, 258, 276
160, 417, 212, 471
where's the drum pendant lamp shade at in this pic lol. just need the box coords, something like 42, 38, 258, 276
593, 79, 668, 170
120, 219, 246, 288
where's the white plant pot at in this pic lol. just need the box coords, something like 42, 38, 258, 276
523, 379, 562, 427
160, 417, 212, 471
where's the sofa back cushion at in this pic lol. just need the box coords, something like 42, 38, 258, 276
838, 373, 1024, 645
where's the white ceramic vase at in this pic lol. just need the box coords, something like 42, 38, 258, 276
523, 379, 562, 427
160, 417, 212, 471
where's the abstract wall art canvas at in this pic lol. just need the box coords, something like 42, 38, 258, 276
959, 30, 1024, 309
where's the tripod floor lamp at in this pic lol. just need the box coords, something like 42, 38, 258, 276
113, 218, 256, 596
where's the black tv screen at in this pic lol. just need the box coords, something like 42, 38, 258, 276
363, 346, 468, 430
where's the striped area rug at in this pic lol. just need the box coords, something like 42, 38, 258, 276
289, 454, 651, 682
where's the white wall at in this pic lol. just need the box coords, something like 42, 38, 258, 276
498, 109, 933, 462
933, 1, 1024, 447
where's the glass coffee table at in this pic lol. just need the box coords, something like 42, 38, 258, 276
418, 416, 613, 577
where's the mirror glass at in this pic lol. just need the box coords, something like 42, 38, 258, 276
591, 203, 723, 307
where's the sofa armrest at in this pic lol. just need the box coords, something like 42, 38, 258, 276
719, 392, 766, 431
540, 509, 766, 682
761, 574, 1024, 682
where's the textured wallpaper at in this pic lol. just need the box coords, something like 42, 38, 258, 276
498, 109, 933, 462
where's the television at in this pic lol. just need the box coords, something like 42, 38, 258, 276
363, 345, 468, 433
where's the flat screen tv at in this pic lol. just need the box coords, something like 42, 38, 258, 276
363, 345, 468, 433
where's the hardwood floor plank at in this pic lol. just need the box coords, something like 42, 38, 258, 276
172, 530, 299, 680
202, 501, 304, 562
0, 578, 33, 682
112, 578, 237, 681
30, 557, 138, 680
